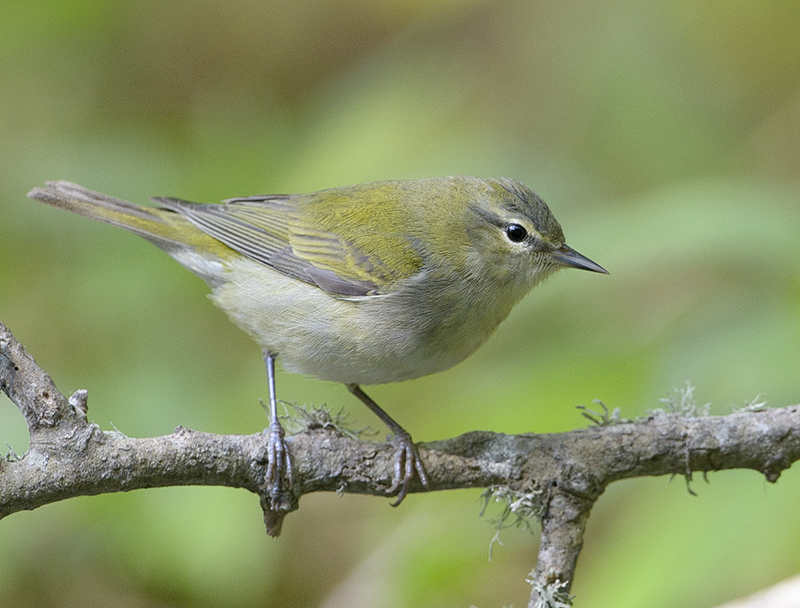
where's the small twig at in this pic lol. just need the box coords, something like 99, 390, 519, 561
527, 490, 593, 607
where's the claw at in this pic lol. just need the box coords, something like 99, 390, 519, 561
387, 431, 428, 506
264, 418, 293, 508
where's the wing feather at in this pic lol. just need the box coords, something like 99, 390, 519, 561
152, 193, 422, 296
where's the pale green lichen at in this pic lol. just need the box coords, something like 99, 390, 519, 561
480, 485, 543, 560
4, 442, 25, 462
279, 401, 375, 440
649, 382, 710, 417
735, 394, 767, 413
525, 576, 574, 608
577, 399, 631, 426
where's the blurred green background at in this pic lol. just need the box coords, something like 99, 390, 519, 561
1, 0, 799, 606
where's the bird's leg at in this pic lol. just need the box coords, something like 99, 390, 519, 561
346, 383, 429, 506
263, 350, 293, 507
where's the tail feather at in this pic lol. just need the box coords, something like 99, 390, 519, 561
28, 181, 237, 285
28, 181, 186, 248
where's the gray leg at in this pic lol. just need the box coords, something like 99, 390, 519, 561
263, 350, 292, 505
347, 383, 429, 505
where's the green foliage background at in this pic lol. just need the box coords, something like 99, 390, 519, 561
1, 1, 799, 606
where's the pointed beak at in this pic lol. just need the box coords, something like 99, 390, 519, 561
551, 245, 609, 274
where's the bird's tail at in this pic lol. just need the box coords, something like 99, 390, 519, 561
27, 181, 191, 249
27, 181, 235, 286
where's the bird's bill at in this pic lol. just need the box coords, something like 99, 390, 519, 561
552, 245, 609, 274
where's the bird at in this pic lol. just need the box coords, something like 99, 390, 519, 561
28, 176, 607, 507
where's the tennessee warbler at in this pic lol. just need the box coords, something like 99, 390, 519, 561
28, 176, 607, 505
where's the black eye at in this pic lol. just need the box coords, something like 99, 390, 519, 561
504, 223, 528, 243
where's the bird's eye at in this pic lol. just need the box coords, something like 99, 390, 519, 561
504, 223, 528, 243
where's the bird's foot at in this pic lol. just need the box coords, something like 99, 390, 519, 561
264, 418, 293, 511
387, 431, 428, 506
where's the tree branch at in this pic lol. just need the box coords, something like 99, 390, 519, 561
2, 319, 799, 606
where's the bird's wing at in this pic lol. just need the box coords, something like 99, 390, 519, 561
153, 194, 423, 297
